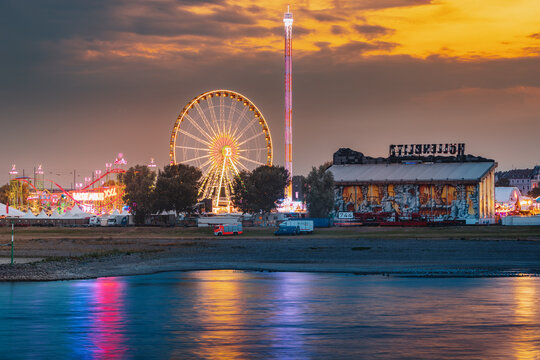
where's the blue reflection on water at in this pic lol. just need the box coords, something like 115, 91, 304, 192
0, 272, 538, 359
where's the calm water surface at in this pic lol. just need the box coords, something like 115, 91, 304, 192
0, 271, 539, 359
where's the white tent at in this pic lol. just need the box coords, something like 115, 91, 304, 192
111, 209, 120, 216
120, 209, 130, 216
0, 203, 25, 217
36, 210, 49, 219
22, 211, 37, 219
49, 211, 65, 219
495, 187, 520, 205
63, 205, 91, 218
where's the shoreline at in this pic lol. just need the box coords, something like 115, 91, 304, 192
1, 228, 539, 281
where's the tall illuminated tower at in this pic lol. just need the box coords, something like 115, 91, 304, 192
283, 6, 293, 200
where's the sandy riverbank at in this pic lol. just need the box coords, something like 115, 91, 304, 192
0, 226, 539, 281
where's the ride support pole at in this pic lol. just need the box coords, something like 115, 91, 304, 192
11, 223, 14, 265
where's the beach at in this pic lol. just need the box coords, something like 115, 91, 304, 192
0, 226, 539, 281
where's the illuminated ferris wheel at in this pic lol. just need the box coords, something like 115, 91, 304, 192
170, 90, 273, 209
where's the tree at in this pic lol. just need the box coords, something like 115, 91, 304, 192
529, 187, 540, 198
231, 170, 252, 214
121, 165, 156, 225
153, 164, 202, 215
232, 165, 289, 214
304, 163, 335, 218
0, 183, 9, 204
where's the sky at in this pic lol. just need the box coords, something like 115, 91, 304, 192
1, 0, 540, 187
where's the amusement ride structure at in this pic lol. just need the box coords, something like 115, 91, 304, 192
8, 155, 129, 216
170, 90, 273, 211
283, 6, 294, 200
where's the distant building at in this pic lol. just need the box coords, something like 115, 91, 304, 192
496, 166, 540, 195
329, 148, 497, 224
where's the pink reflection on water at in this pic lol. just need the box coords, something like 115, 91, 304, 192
89, 277, 127, 359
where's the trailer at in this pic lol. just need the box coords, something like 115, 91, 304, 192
277, 220, 313, 234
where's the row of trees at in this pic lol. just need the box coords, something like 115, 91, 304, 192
121, 164, 202, 224
122, 162, 335, 224
229, 163, 335, 218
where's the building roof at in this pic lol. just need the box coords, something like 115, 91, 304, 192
497, 168, 534, 180
329, 162, 495, 184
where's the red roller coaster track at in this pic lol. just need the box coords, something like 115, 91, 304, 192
14, 168, 126, 208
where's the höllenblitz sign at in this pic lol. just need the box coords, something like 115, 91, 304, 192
389, 143, 465, 157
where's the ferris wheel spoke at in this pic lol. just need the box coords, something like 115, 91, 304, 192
229, 159, 241, 177
215, 158, 227, 203
209, 162, 223, 201
178, 129, 211, 147
237, 155, 265, 167
234, 118, 258, 143
237, 131, 263, 147
219, 96, 225, 134
200, 164, 216, 197
206, 97, 220, 134
182, 154, 211, 164
199, 157, 214, 171
195, 102, 219, 138
235, 159, 250, 172
199, 162, 218, 196
230, 106, 249, 139
227, 102, 236, 135
238, 147, 267, 153
222, 164, 235, 200
176, 145, 209, 152
184, 114, 214, 142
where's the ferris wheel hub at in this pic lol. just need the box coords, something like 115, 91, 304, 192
222, 146, 232, 157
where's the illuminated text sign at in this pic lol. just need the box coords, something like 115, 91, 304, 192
72, 188, 117, 202
389, 143, 465, 157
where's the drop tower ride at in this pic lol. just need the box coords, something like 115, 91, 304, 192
283, 6, 293, 200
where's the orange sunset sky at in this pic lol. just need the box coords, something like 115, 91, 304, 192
1, 0, 539, 185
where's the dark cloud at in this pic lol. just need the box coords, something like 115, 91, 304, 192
331, 25, 346, 35
529, 33, 540, 40
331, 0, 433, 10
327, 40, 399, 58
305, 11, 345, 22
353, 24, 394, 39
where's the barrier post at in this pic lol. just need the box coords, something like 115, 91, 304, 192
11, 223, 14, 265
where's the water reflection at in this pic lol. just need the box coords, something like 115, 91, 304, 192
269, 272, 313, 359
513, 277, 539, 360
189, 270, 250, 359
1, 272, 540, 359
69, 277, 127, 359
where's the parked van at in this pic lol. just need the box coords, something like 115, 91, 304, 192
274, 225, 300, 236
107, 216, 128, 227
214, 223, 242, 236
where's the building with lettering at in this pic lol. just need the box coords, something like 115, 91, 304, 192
329, 148, 497, 224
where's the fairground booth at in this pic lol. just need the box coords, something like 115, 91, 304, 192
329, 144, 497, 225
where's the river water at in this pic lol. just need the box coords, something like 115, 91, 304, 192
0, 271, 538, 359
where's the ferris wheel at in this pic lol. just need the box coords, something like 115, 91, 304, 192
170, 90, 273, 209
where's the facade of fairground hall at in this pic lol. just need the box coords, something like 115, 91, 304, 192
329, 145, 496, 224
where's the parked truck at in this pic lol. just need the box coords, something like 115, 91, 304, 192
275, 219, 314, 235
213, 223, 243, 236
